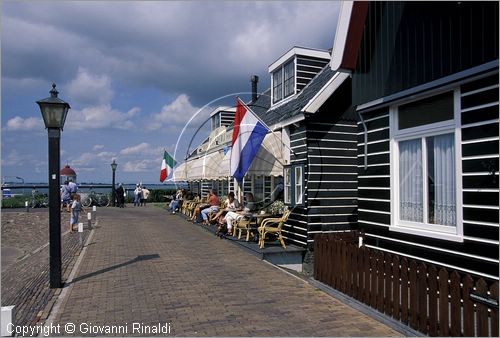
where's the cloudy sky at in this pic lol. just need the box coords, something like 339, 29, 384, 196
1, 1, 340, 184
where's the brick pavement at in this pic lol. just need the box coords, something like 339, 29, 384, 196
50, 206, 402, 336
1, 209, 91, 328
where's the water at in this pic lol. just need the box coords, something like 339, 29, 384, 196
2, 182, 188, 198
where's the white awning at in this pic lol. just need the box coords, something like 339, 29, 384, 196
187, 150, 225, 180
218, 130, 284, 178
171, 161, 189, 181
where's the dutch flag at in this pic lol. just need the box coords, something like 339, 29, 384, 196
230, 98, 269, 182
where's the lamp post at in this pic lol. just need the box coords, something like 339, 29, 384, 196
111, 159, 117, 207
37, 83, 70, 289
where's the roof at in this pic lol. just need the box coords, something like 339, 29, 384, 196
268, 46, 331, 73
330, 1, 368, 71
60, 164, 76, 176
247, 88, 271, 124
261, 65, 336, 126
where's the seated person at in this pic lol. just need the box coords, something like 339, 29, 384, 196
190, 193, 209, 222
201, 189, 220, 225
222, 193, 256, 236
212, 192, 240, 225
169, 189, 184, 214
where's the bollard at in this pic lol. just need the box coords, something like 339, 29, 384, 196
87, 212, 92, 229
92, 205, 97, 222
25, 201, 29, 212
78, 222, 84, 247
1, 305, 15, 337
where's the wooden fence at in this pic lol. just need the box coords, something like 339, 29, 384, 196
314, 233, 499, 337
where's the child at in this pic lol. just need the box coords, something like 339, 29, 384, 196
70, 194, 85, 232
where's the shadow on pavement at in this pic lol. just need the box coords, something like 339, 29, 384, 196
69, 254, 160, 284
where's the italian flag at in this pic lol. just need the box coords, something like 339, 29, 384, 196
160, 151, 177, 182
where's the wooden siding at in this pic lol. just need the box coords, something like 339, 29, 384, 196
296, 56, 330, 92
284, 79, 359, 248
284, 124, 309, 247
357, 73, 499, 280
352, 1, 499, 106
306, 120, 358, 246
460, 73, 500, 251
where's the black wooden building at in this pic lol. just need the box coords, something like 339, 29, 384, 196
263, 46, 359, 248
332, 1, 499, 280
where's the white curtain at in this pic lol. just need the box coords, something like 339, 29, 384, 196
433, 133, 456, 226
399, 139, 423, 222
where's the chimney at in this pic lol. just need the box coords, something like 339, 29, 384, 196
250, 75, 259, 102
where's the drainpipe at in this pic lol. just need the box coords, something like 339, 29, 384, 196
357, 111, 368, 171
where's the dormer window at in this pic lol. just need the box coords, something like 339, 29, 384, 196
269, 47, 331, 107
272, 60, 295, 104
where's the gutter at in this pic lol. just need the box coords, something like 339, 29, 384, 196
357, 110, 368, 171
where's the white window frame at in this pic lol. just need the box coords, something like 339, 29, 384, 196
284, 167, 292, 204
294, 165, 304, 205
271, 58, 296, 104
389, 88, 464, 242
284, 164, 305, 206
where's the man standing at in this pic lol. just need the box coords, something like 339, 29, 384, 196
134, 184, 142, 207
116, 183, 125, 208
141, 186, 150, 206
68, 179, 78, 195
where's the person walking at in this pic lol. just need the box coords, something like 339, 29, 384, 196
69, 194, 85, 232
60, 180, 71, 212
116, 183, 125, 208
141, 186, 150, 206
134, 184, 142, 207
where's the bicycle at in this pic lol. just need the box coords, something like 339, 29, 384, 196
81, 188, 110, 207
29, 188, 49, 208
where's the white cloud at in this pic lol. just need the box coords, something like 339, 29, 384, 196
5, 116, 43, 131
122, 159, 155, 172
120, 143, 150, 155
93, 144, 104, 151
1, 150, 24, 166
148, 94, 203, 130
120, 143, 163, 157
66, 67, 114, 106
69, 151, 116, 168
65, 104, 140, 130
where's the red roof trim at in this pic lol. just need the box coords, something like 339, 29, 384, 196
340, 1, 368, 71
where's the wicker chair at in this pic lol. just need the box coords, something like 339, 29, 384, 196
257, 209, 291, 249
234, 214, 257, 240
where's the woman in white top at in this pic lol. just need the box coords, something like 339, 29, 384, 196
212, 192, 239, 226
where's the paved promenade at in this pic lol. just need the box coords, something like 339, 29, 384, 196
49, 205, 401, 336
1, 209, 91, 328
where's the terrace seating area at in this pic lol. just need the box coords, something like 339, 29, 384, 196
171, 198, 305, 271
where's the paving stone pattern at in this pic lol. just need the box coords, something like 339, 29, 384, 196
51, 206, 401, 337
1, 210, 91, 329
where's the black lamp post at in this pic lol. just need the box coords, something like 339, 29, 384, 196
111, 159, 117, 207
37, 83, 70, 289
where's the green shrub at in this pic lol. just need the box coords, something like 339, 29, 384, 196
1, 196, 28, 208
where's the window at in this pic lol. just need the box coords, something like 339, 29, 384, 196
283, 60, 295, 98
272, 59, 295, 103
391, 90, 462, 240
284, 164, 304, 206
294, 166, 303, 204
273, 68, 283, 103
284, 167, 291, 204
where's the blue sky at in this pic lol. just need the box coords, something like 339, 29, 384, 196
1, 1, 339, 184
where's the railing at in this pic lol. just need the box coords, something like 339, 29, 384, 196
314, 233, 499, 337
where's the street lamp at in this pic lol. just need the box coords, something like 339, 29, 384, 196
37, 83, 70, 289
111, 159, 117, 207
